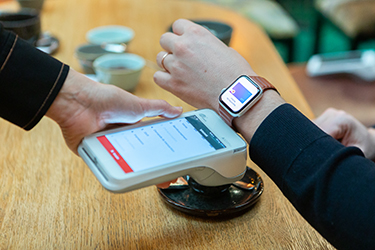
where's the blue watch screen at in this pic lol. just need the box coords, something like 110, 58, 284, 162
220, 76, 261, 113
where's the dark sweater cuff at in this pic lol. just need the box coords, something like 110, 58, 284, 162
249, 103, 329, 188
0, 30, 69, 130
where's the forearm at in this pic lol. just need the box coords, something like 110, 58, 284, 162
236, 85, 375, 249
250, 104, 375, 249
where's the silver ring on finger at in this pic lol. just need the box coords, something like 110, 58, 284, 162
161, 52, 171, 73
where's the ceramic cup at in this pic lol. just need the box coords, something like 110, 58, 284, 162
0, 9, 41, 45
93, 53, 145, 92
79, 25, 134, 74
75, 44, 120, 74
86, 25, 134, 45
17, 0, 45, 10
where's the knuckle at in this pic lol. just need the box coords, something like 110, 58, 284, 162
188, 25, 205, 36
169, 61, 185, 76
173, 40, 189, 55
158, 99, 169, 107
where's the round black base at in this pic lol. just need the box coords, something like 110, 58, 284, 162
157, 167, 264, 218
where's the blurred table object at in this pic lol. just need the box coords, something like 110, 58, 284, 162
314, 0, 375, 53
17, 0, 45, 11
0, 0, 335, 249
185, 0, 299, 62
290, 63, 375, 126
0, 0, 17, 9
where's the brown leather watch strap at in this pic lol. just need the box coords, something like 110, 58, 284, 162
218, 76, 277, 128
218, 105, 234, 127
248, 76, 277, 93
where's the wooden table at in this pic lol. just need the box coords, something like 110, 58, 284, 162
0, 0, 334, 249
289, 63, 375, 127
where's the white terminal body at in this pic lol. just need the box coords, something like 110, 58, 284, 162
78, 109, 248, 193
306, 50, 375, 81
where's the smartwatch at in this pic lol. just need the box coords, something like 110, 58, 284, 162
218, 75, 278, 127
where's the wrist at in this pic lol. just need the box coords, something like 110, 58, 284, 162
46, 68, 93, 126
233, 90, 285, 142
218, 73, 284, 141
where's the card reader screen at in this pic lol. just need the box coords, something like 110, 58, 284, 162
97, 115, 225, 173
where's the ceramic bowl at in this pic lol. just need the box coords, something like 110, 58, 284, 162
75, 44, 121, 74
93, 53, 145, 92
86, 25, 134, 45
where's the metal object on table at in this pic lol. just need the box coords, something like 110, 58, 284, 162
158, 166, 263, 218
36, 31, 59, 54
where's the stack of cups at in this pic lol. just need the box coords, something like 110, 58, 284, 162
76, 25, 145, 92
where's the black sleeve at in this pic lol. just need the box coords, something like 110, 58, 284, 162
0, 23, 69, 130
250, 103, 375, 250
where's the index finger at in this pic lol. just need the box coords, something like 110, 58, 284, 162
172, 18, 195, 35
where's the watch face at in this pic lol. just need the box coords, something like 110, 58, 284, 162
219, 75, 261, 114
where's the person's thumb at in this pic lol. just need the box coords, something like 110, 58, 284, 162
140, 98, 183, 118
